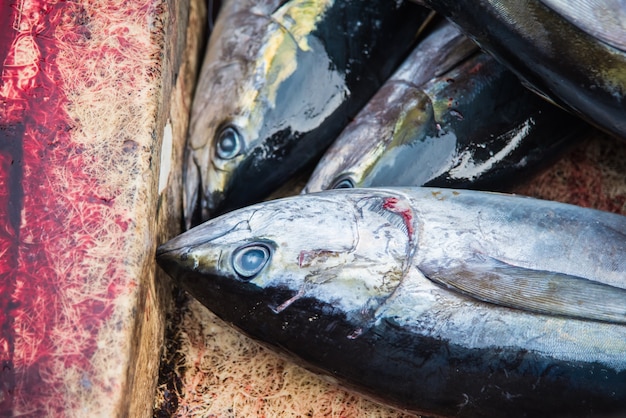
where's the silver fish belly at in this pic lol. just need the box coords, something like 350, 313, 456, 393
157, 188, 626, 417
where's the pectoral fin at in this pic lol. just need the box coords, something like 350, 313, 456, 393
420, 257, 626, 324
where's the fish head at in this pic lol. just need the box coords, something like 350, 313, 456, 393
184, 1, 350, 227
158, 189, 417, 334
183, 5, 279, 227
303, 84, 436, 193
302, 20, 479, 194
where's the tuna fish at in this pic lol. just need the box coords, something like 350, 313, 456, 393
412, 0, 626, 140
303, 21, 587, 193
184, 0, 431, 227
157, 187, 626, 417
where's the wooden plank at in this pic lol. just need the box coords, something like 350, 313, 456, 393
152, 0, 207, 414
0, 0, 190, 415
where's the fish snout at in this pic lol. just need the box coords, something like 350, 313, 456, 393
156, 238, 224, 284
156, 242, 191, 283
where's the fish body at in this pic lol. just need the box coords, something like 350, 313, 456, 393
184, 0, 431, 226
158, 188, 626, 417
304, 20, 587, 193
413, 0, 626, 140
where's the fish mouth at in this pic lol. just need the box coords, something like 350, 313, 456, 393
156, 216, 244, 281
156, 232, 198, 278
156, 235, 190, 260
155, 245, 185, 282
188, 188, 225, 226
183, 148, 231, 227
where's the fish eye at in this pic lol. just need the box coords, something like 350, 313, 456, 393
331, 177, 354, 189
215, 125, 242, 160
232, 244, 271, 279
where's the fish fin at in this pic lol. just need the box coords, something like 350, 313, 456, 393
420, 257, 626, 324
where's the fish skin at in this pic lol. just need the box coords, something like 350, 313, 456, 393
157, 187, 626, 417
303, 20, 588, 194
539, 0, 626, 53
412, 0, 626, 140
184, 0, 431, 227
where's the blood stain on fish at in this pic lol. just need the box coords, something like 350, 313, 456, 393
382, 197, 414, 236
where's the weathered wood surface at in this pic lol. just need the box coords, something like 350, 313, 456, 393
152, 0, 207, 415
0, 0, 191, 415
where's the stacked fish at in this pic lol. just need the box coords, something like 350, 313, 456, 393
157, 1, 626, 416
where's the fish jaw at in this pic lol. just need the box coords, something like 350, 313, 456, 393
156, 204, 255, 280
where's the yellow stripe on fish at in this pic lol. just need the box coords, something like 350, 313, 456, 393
241, 0, 334, 116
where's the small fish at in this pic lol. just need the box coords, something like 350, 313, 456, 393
184, 0, 432, 227
303, 20, 588, 193
412, 0, 626, 140
158, 188, 626, 417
